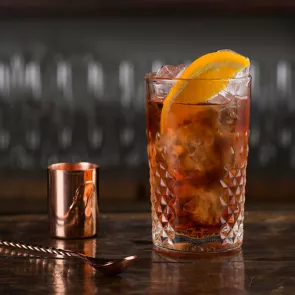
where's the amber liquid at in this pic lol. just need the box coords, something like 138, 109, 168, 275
147, 98, 250, 252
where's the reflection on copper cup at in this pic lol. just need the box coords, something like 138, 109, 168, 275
48, 162, 99, 239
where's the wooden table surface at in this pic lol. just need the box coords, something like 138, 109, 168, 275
0, 208, 295, 295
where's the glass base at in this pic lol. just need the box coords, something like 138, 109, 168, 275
152, 228, 243, 253
153, 244, 242, 261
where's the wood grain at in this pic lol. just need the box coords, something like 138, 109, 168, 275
0, 209, 295, 294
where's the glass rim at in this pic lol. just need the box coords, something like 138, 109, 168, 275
145, 72, 252, 82
48, 162, 99, 172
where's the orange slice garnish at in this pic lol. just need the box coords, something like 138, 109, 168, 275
160, 51, 250, 134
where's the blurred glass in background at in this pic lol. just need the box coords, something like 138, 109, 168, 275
0, 1, 294, 213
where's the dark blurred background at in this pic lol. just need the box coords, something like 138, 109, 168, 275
0, 1, 294, 214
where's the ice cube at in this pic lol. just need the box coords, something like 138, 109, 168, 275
156, 64, 185, 78
219, 99, 239, 133
153, 80, 175, 101
183, 189, 221, 226
218, 49, 250, 98
227, 74, 250, 98
164, 106, 222, 176
152, 64, 186, 101
208, 51, 250, 103
209, 69, 250, 104
235, 66, 249, 78
209, 90, 234, 104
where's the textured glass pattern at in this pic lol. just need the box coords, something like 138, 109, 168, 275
146, 77, 250, 253
149, 132, 248, 252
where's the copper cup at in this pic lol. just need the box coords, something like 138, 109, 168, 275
48, 162, 99, 239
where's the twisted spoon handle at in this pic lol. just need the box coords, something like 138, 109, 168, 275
0, 240, 76, 258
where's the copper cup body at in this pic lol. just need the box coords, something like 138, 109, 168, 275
48, 162, 99, 239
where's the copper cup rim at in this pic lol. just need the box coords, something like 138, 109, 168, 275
48, 162, 99, 173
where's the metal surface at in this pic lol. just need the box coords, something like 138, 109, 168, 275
0, 239, 136, 276
48, 162, 99, 239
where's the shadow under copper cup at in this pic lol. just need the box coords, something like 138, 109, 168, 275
48, 162, 99, 239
